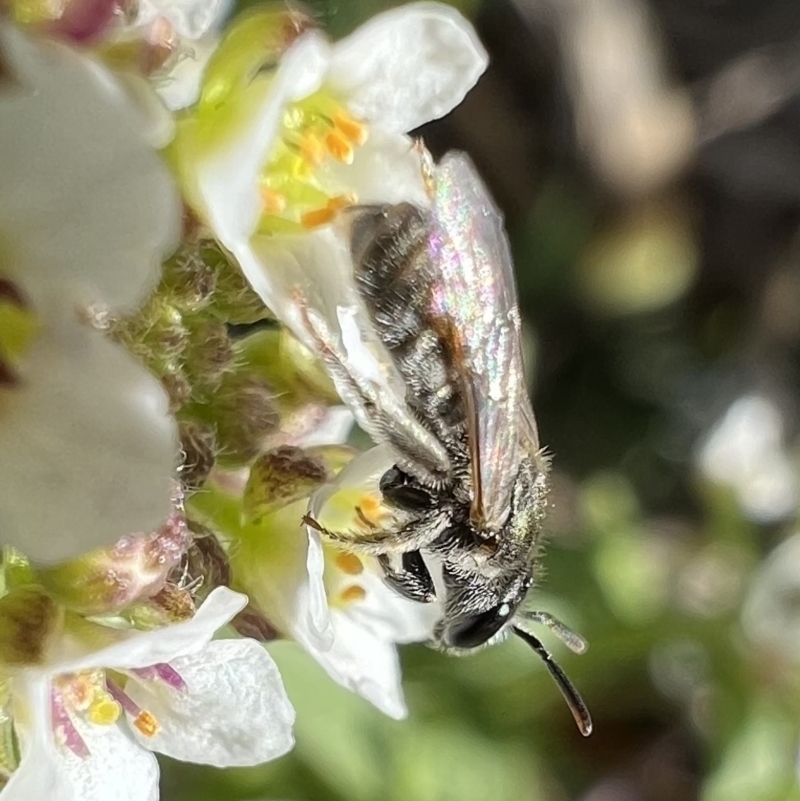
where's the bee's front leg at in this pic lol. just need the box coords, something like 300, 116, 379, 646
377, 551, 436, 603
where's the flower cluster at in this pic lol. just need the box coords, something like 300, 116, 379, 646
0, 1, 486, 799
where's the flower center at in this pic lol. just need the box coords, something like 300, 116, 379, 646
50, 665, 179, 757
258, 91, 368, 235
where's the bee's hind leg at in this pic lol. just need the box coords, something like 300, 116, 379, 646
378, 551, 436, 603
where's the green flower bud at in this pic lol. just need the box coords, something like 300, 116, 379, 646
202, 241, 272, 325
182, 318, 234, 392
160, 243, 218, 315
0, 587, 62, 667
188, 371, 279, 466
178, 419, 217, 490
112, 295, 188, 375
243, 446, 330, 523
37, 509, 192, 615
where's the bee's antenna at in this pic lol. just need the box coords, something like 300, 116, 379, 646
512, 626, 593, 737
518, 610, 588, 654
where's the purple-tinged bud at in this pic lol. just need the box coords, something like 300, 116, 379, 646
38, 502, 192, 616
126, 583, 197, 628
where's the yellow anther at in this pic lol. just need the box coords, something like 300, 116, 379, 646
335, 552, 364, 576
260, 186, 287, 215
326, 193, 357, 213
300, 206, 337, 229
134, 710, 160, 738
333, 112, 368, 146
339, 584, 367, 604
87, 696, 121, 726
297, 133, 325, 166
324, 130, 354, 164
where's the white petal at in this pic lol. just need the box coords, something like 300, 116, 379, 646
347, 566, 439, 645
6, 674, 159, 801
0, 24, 180, 312
156, 36, 218, 111
318, 128, 430, 207
230, 501, 333, 653
0, 319, 177, 563
134, 0, 231, 39
289, 406, 354, 448
196, 32, 330, 251
57, 718, 160, 801
327, 2, 487, 133
56, 587, 247, 674
126, 639, 295, 767
304, 612, 408, 720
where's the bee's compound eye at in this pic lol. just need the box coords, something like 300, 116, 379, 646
445, 603, 511, 649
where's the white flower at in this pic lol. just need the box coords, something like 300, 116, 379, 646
1, 587, 295, 801
309, 545, 438, 719
697, 394, 798, 523
177, 1, 487, 346
133, 0, 231, 40
0, 24, 181, 562
227, 489, 436, 720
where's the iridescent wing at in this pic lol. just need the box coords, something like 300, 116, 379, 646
429, 152, 533, 533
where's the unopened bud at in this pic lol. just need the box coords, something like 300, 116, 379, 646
182, 319, 234, 391
177, 525, 231, 600
161, 368, 192, 411
125, 583, 196, 629
231, 605, 280, 642
208, 250, 272, 325
205, 371, 279, 466
160, 244, 218, 314
243, 446, 330, 522
38, 508, 192, 615
178, 420, 217, 489
0, 588, 62, 667
112, 296, 188, 375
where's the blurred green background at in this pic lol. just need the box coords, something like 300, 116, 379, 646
163, 0, 800, 799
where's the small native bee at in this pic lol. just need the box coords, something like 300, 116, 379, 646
300, 150, 591, 736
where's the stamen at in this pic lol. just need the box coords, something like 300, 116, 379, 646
51, 690, 90, 758
296, 133, 325, 166
260, 186, 287, 215
133, 711, 160, 738
106, 677, 160, 737
132, 663, 187, 692
324, 130, 354, 164
332, 112, 368, 146
339, 584, 367, 604
300, 206, 337, 229
86, 695, 121, 726
335, 553, 364, 576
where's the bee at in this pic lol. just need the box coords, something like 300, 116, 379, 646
299, 150, 592, 736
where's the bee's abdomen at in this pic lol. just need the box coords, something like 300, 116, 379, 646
352, 203, 467, 447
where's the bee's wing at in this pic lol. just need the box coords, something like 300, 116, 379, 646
430, 152, 531, 532
265, 229, 450, 483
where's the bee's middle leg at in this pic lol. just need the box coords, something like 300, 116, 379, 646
377, 550, 436, 603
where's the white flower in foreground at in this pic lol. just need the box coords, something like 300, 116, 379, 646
697, 394, 798, 523
0, 23, 181, 562
176, 1, 487, 346
225, 484, 436, 719
1, 587, 294, 801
